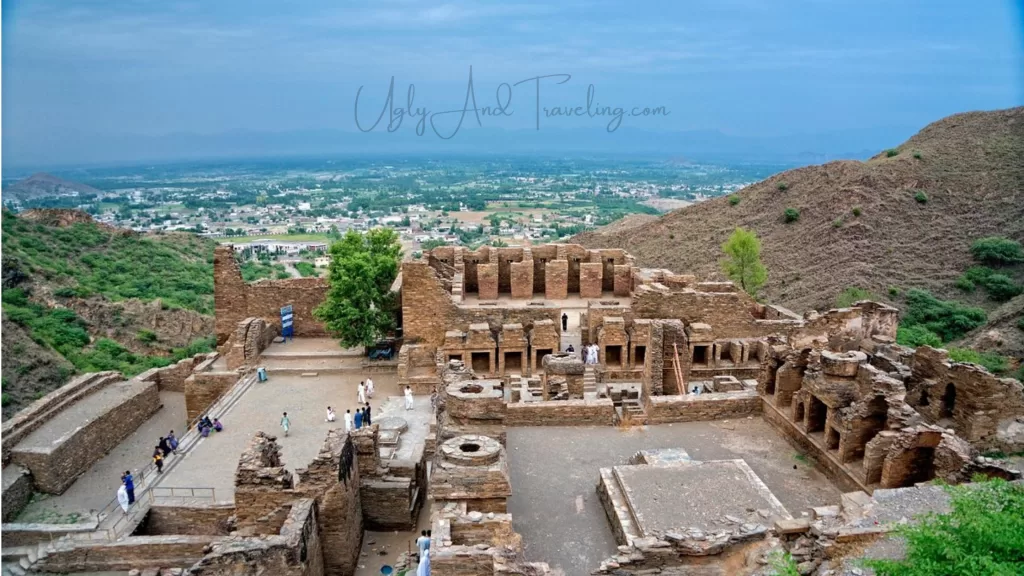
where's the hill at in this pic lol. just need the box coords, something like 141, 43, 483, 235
3, 173, 102, 202
574, 107, 1024, 316
1, 210, 219, 418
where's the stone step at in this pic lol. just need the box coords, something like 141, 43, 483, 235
599, 467, 641, 546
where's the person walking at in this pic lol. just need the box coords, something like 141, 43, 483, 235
344, 409, 353, 432
364, 403, 372, 426
117, 483, 130, 515
354, 407, 363, 430
281, 412, 291, 437
416, 530, 430, 558
123, 471, 135, 505
365, 377, 375, 399
561, 312, 568, 331
159, 436, 172, 458
405, 386, 414, 410
167, 431, 179, 455
153, 447, 164, 473
357, 381, 367, 404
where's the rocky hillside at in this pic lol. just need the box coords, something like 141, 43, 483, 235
1, 209, 218, 418
3, 173, 102, 202
575, 107, 1024, 316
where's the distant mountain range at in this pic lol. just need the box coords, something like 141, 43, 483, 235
2, 125, 919, 172
3, 173, 102, 201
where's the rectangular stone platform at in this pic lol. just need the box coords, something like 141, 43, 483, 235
11, 380, 161, 494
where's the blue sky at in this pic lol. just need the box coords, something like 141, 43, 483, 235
2, 0, 1022, 167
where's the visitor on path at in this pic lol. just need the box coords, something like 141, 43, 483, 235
281, 412, 291, 437
344, 409, 353, 432
588, 344, 600, 365
562, 312, 568, 331
167, 431, 179, 454
565, 344, 574, 353
326, 407, 336, 422
354, 408, 363, 429
405, 386, 414, 410
159, 436, 172, 457
426, 529, 432, 550
357, 381, 367, 404
416, 530, 430, 557
117, 484, 130, 514
123, 471, 135, 504
213, 418, 223, 432
430, 388, 438, 411
364, 403, 372, 426
417, 549, 430, 576
201, 425, 211, 438
153, 447, 164, 473
365, 377, 375, 398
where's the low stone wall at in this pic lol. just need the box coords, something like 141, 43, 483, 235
141, 502, 236, 536
137, 353, 217, 393
12, 381, 161, 494
361, 477, 416, 530
34, 535, 211, 573
449, 514, 518, 547
505, 398, 616, 426
0, 520, 99, 548
645, 390, 762, 424
1, 465, 33, 522
1, 371, 121, 466
185, 370, 240, 423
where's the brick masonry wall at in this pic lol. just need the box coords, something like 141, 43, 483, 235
142, 503, 236, 536
12, 381, 161, 494
644, 391, 762, 424
477, 263, 498, 300
510, 260, 534, 299
35, 535, 211, 573
1, 465, 33, 522
214, 246, 328, 343
361, 477, 415, 530
632, 289, 800, 341
579, 262, 603, 299
505, 399, 616, 426
544, 260, 568, 300
185, 371, 240, 423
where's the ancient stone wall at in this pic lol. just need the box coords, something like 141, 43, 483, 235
34, 535, 211, 573
136, 353, 216, 393
1, 465, 33, 522
12, 380, 161, 494
504, 398, 616, 426
214, 246, 328, 343
142, 503, 236, 536
645, 391, 762, 424
233, 432, 298, 532
631, 288, 801, 341
185, 370, 240, 424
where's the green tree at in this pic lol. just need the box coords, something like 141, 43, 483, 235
864, 478, 1024, 576
314, 229, 402, 348
721, 228, 767, 297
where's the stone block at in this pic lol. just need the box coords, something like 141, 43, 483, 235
580, 262, 604, 299
510, 260, 534, 299
545, 260, 568, 300
477, 264, 498, 300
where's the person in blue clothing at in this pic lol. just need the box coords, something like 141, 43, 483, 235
122, 470, 135, 505
354, 407, 363, 429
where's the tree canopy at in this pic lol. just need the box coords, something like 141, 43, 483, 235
721, 227, 767, 297
314, 228, 402, 348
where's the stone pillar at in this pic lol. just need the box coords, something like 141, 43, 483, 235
477, 263, 499, 300
545, 260, 568, 300
510, 261, 534, 299
579, 262, 604, 299
613, 264, 632, 297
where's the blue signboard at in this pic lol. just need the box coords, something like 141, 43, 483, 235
281, 305, 294, 340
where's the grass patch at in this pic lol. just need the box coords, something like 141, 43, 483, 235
836, 287, 877, 308
886, 148, 900, 157
777, 182, 789, 191
728, 195, 740, 206
897, 289, 986, 344
784, 208, 800, 223
914, 190, 928, 204
947, 348, 1010, 374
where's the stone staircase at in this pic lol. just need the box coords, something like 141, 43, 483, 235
597, 467, 642, 546
620, 398, 647, 425
583, 365, 598, 397
0, 374, 258, 576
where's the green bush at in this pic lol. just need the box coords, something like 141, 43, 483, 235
294, 262, 318, 277
836, 287, 876, 308
886, 148, 900, 157
852, 206, 862, 217
958, 266, 1023, 301
970, 237, 1024, 265
888, 286, 900, 297
777, 182, 789, 191
900, 289, 986, 342
947, 348, 1009, 374
832, 218, 843, 228
137, 329, 158, 344
896, 325, 943, 348
912, 150, 922, 159
53, 287, 77, 298
728, 195, 740, 206
1018, 318, 1024, 332
784, 208, 800, 223
275, 271, 291, 280
955, 276, 976, 292
914, 190, 928, 203
863, 478, 1024, 576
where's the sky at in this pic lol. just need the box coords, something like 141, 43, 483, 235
2, 0, 1023, 168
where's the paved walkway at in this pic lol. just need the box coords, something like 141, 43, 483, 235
157, 373, 401, 500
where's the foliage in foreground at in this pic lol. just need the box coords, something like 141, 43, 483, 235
315, 228, 402, 348
720, 228, 767, 298
970, 237, 1024, 266
946, 348, 1009, 374
956, 266, 1022, 302
836, 287, 877, 308
863, 478, 1024, 576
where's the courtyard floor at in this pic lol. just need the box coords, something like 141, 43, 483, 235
506, 418, 842, 574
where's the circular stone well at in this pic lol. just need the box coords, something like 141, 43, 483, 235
439, 434, 502, 466
821, 350, 867, 377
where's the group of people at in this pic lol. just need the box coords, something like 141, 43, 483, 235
197, 415, 223, 438
116, 470, 136, 513
152, 429, 180, 473
582, 343, 600, 365
416, 529, 432, 575
332, 403, 373, 432
357, 378, 375, 403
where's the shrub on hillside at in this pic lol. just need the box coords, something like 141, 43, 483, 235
836, 287, 876, 308
914, 190, 928, 203
728, 195, 740, 206
947, 348, 1009, 374
900, 289, 986, 342
784, 208, 800, 223
136, 329, 158, 344
886, 148, 900, 157
957, 266, 1023, 302
777, 182, 789, 191
852, 206, 862, 217
970, 237, 1024, 265
832, 218, 843, 228
896, 325, 943, 348
912, 150, 922, 159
